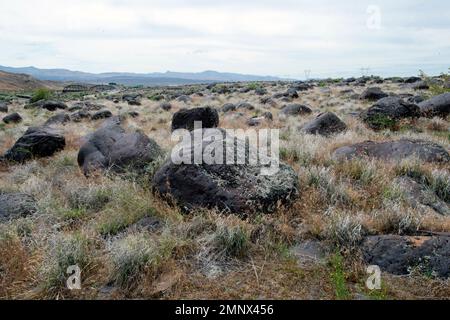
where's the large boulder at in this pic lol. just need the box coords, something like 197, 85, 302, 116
77, 122, 163, 175
171, 107, 219, 132
3, 126, 65, 162
2, 112, 22, 124
362, 235, 450, 278
418, 92, 450, 118
0, 192, 37, 222
360, 97, 421, 130
280, 104, 312, 116
360, 87, 388, 101
332, 139, 450, 163
152, 129, 299, 215
300, 112, 347, 136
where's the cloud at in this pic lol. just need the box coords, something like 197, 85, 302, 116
0, 0, 448, 78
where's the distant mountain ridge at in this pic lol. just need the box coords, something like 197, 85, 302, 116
0, 70, 61, 91
0, 65, 287, 86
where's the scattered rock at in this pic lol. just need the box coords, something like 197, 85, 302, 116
394, 176, 450, 216
280, 104, 312, 116
25, 100, 67, 111
360, 87, 388, 101
221, 103, 236, 113
418, 92, 450, 118
77, 122, 163, 175
404, 76, 422, 84
3, 126, 65, 162
0, 192, 37, 222
176, 95, 191, 103
152, 129, 299, 215
360, 97, 421, 130
44, 112, 71, 126
412, 81, 430, 90
236, 102, 255, 110
285, 88, 299, 98
171, 107, 219, 132
300, 112, 347, 136
3, 112, 22, 124
127, 111, 139, 118
362, 235, 450, 278
160, 102, 172, 111
91, 110, 113, 120
122, 93, 142, 106
332, 139, 450, 163
0, 102, 8, 113
71, 110, 91, 122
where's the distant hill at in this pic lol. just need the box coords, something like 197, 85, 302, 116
0, 70, 60, 91
0, 65, 286, 86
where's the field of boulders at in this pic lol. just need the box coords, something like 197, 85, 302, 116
0, 74, 449, 299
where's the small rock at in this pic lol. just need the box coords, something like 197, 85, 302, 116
91, 110, 113, 120
360, 87, 388, 101
3, 112, 22, 124
280, 104, 312, 116
301, 112, 347, 136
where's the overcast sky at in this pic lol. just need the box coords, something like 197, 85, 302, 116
1, 0, 449, 79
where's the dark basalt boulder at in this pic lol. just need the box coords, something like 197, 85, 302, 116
285, 88, 299, 98
171, 107, 219, 132
176, 95, 191, 103
394, 176, 450, 216
360, 87, 388, 101
0, 102, 8, 113
91, 110, 113, 120
300, 112, 347, 136
246, 112, 273, 127
404, 76, 422, 84
412, 81, 430, 90
122, 93, 142, 106
3, 126, 65, 162
160, 102, 172, 111
236, 102, 255, 110
418, 92, 450, 118
280, 104, 312, 116
71, 110, 91, 122
3, 112, 22, 124
221, 103, 236, 113
44, 112, 71, 126
77, 122, 163, 175
152, 129, 299, 215
25, 100, 67, 111
362, 235, 450, 278
0, 192, 37, 222
360, 97, 421, 130
332, 139, 450, 163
